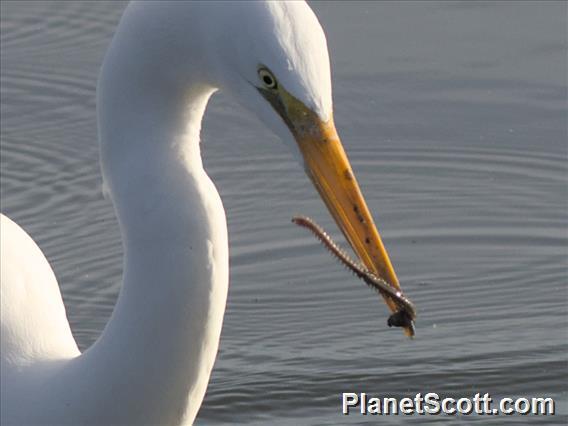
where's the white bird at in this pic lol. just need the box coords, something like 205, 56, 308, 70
1, 1, 409, 424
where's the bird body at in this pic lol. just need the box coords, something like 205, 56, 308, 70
1, 1, 409, 424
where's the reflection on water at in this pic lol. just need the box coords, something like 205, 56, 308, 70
1, 1, 566, 424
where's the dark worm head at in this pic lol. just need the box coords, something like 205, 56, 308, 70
387, 309, 414, 329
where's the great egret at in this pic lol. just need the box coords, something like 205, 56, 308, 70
1, 1, 410, 424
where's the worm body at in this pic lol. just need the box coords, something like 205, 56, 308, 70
292, 215, 416, 331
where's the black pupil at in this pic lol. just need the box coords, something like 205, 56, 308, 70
263, 75, 274, 86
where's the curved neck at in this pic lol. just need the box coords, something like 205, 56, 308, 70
60, 5, 229, 424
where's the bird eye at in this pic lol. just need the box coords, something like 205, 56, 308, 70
258, 67, 278, 90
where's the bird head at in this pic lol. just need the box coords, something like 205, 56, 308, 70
202, 1, 413, 335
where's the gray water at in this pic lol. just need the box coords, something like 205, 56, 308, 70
1, 1, 566, 424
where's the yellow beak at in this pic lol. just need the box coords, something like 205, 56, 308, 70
257, 80, 413, 336
295, 116, 413, 337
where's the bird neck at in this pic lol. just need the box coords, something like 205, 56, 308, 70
71, 16, 229, 424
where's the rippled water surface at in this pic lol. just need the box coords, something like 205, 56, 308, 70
1, 1, 566, 424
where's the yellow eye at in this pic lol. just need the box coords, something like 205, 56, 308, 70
258, 67, 278, 90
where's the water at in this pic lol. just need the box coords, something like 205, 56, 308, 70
1, 1, 566, 424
